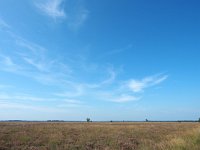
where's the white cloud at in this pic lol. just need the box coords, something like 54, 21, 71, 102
0, 91, 90, 115
111, 95, 140, 103
101, 69, 116, 85
100, 44, 133, 59
64, 99, 83, 104
15, 38, 46, 54
54, 83, 84, 97
23, 57, 49, 72
88, 90, 141, 103
128, 74, 168, 93
34, 0, 89, 30
0, 84, 13, 89
0, 26, 73, 85
36, 0, 66, 19
0, 18, 10, 29
2, 56, 14, 66
67, 7, 89, 30
0, 55, 22, 72
0, 102, 67, 113
84, 68, 116, 89
0, 93, 55, 102
57, 99, 84, 108
0, 18, 168, 105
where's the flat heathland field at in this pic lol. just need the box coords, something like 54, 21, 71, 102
0, 122, 200, 150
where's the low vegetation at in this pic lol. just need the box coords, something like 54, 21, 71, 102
0, 122, 200, 150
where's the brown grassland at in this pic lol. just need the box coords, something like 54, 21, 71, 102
0, 122, 200, 150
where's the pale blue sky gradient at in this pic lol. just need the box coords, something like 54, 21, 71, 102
0, 0, 200, 121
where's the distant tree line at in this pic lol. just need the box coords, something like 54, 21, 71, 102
47, 120, 65, 122
1, 117, 199, 122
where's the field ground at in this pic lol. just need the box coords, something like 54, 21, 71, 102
0, 122, 200, 150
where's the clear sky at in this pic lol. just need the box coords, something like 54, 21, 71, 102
0, 0, 200, 121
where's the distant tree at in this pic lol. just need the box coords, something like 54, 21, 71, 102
198, 118, 200, 123
110, 120, 113, 123
86, 118, 90, 122
146, 119, 148, 122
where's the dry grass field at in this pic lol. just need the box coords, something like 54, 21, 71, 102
0, 122, 200, 150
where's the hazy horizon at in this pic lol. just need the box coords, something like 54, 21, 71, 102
0, 0, 200, 121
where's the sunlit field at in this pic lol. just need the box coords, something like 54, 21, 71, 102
0, 122, 200, 150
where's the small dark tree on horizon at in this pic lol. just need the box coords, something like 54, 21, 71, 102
198, 118, 200, 123
146, 119, 148, 122
86, 118, 90, 122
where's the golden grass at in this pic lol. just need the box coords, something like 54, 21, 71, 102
0, 122, 199, 150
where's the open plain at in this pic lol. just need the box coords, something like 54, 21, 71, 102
0, 122, 200, 150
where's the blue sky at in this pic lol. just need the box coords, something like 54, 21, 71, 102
0, 0, 200, 121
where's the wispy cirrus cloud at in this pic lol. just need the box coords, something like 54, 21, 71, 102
0, 92, 85, 109
0, 101, 67, 112
0, 18, 10, 29
34, 0, 89, 30
0, 55, 22, 72
0, 84, 13, 89
57, 98, 85, 108
103, 94, 140, 103
101, 44, 133, 58
82, 68, 116, 89
15, 38, 46, 54
0, 93, 50, 102
0, 17, 168, 105
0, 19, 72, 85
67, 4, 89, 30
127, 74, 168, 93
23, 57, 47, 72
112, 95, 140, 103
35, 0, 66, 19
